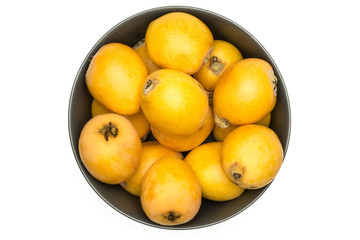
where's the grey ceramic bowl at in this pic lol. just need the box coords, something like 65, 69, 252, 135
68, 6, 291, 229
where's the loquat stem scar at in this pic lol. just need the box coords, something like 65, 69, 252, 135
209, 56, 224, 75
214, 111, 229, 129
145, 79, 152, 89
99, 122, 118, 141
164, 211, 181, 222
232, 172, 242, 180
168, 212, 175, 221
272, 75, 278, 84
143, 79, 158, 96
169, 211, 180, 221
133, 39, 145, 50
272, 74, 278, 96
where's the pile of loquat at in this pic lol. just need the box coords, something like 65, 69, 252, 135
78, 12, 283, 226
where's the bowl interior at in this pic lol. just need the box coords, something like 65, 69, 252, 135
68, 6, 291, 229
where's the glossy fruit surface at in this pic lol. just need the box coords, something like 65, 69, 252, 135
185, 142, 245, 201
78, 113, 142, 184
213, 58, 277, 125
140, 157, 201, 226
221, 124, 283, 189
145, 12, 213, 75
141, 69, 208, 135
86, 43, 148, 115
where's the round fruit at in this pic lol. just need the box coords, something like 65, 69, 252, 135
120, 141, 183, 197
213, 113, 271, 141
221, 124, 283, 189
141, 157, 201, 226
185, 142, 245, 201
141, 69, 209, 135
213, 58, 277, 126
145, 12, 213, 75
78, 113, 142, 184
193, 40, 243, 91
86, 43, 148, 115
150, 107, 214, 152
133, 39, 161, 73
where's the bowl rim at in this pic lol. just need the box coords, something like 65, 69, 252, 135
68, 5, 291, 230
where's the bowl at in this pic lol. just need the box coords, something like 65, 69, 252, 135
68, 6, 291, 229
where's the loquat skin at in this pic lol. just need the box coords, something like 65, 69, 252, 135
213, 113, 271, 142
150, 107, 214, 152
193, 40, 243, 91
213, 58, 277, 126
91, 98, 112, 116
221, 124, 283, 189
140, 157, 201, 226
145, 12, 214, 75
120, 141, 183, 197
255, 112, 272, 127
78, 113, 142, 184
213, 123, 238, 142
124, 111, 150, 142
141, 69, 209, 135
133, 39, 161, 74
184, 142, 245, 201
91, 99, 150, 141
86, 43, 148, 115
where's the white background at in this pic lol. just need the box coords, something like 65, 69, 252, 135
1, 0, 359, 239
